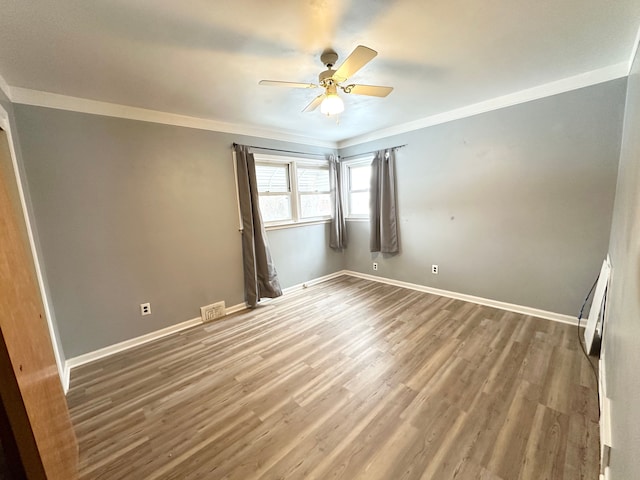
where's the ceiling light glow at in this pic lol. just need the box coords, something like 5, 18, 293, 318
320, 93, 344, 116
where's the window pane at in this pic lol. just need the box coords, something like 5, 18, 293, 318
298, 167, 330, 193
258, 194, 291, 222
350, 191, 369, 216
256, 164, 289, 193
350, 165, 371, 191
300, 193, 331, 218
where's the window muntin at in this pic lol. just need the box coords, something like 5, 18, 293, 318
254, 155, 331, 226
256, 163, 293, 223
297, 166, 331, 219
256, 163, 290, 193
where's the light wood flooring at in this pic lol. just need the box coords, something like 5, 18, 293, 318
67, 276, 600, 479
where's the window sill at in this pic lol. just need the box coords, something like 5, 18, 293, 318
346, 217, 369, 222
265, 219, 331, 231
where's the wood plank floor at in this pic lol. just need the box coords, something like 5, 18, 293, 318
67, 276, 600, 479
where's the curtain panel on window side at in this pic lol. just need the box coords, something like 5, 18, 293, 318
233, 144, 282, 307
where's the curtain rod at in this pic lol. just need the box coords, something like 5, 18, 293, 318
339, 144, 407, 161
232, 143, 330, 158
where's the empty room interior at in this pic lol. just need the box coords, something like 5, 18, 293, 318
1, 1, 640, 479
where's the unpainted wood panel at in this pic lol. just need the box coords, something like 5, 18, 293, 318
0, 130, 78, 479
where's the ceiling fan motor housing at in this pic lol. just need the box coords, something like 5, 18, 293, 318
319, 50, 340, 86
320, 50, 339, 68
258, 45, 391, 113
319, 69, 337, 85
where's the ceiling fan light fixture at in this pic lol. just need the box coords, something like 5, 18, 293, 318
260, 45, 392, 116
320, 92, 344, 116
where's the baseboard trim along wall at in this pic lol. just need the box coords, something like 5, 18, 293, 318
343, 270, 579, 325
599, 341, 612, 480
281, 270, 351, 295
63, 269, 577, 393
62, 302, 246, 393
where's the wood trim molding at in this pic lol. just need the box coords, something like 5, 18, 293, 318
337, 62, 629, 148
63, 272, 350, 385
0, 106, 66, 384
65, 268, 577, 390
64, 302, 247, 387
3, 61, 630, 150
280, 270, 349, 295
343, 270, 578, 325
0, 125, 78, 478
9, 87, 338, 149
0, 333, 46, 479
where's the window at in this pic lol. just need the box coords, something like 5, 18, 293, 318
255, 163, 292, 222
255, 154, 331, 226
343, 156, 373, 218
297, 166, 331, 218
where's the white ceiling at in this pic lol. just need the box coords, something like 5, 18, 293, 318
0, 0, 639, 145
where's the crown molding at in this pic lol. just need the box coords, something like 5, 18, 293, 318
3, 59, 631, 151
10, 87, 338, 149
338, 62, 630, 149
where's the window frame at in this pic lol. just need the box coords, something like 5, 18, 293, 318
254, 160, 294, 224
296, 164, 333, 221
254, 153, 331, 229
342, 155, 374, 220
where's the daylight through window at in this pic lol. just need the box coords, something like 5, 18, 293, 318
343, 157, 373, 218
255, 155, 331, 226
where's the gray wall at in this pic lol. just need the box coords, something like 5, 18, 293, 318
605, 45, 640, 479
268, 223, 343, 287
0, 91, 68, 371
339, 79, 626, 316
13, 105, 341, 358
11, 77, 627, 361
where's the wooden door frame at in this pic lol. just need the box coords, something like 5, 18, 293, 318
0, 104, 66, 389
0, 105, 78, 479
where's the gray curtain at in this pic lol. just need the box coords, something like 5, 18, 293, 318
329, 154, 346, 250
370, 149, 399, 253
234, 144, 282, 307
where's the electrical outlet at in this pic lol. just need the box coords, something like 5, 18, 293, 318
140, 303, 151, 315
373, 262, 378, 271
201, 301, 226, 323
431, 265, 439, 274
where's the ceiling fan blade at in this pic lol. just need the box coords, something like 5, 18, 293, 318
333, 45, 377, 82
345, 84, 393, 97
303, 94, 325, 112
259, 80, 318, 88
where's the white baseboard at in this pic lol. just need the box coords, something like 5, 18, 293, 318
62, 363, 71, 394
281, 270, 349, 295
64, 302, 245, 393
225, 302, 248, 315
599, 349, 612, 476
343, 270, 578, 325
63, 270, 577, 394
63, 272, 348, 391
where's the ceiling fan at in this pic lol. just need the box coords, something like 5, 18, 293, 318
259, 45, 393, 116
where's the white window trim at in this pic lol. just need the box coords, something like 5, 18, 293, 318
341, 154, 374, 220
254, 153, 331, 229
